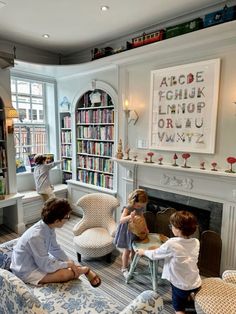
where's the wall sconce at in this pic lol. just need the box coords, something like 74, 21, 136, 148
123, 99, 139, 125
6, 107, 19, 134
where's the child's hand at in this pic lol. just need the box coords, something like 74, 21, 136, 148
130, 210, 136, 220
136, 249, 145, 256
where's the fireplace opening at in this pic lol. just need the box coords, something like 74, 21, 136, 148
140, 186, 223, 235
147, 196, 211, 235
141, 186, 223, 276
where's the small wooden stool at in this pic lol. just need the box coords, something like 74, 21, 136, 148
126, 233, 164, 292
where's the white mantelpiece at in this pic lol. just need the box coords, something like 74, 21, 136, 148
115, 158, 236, 273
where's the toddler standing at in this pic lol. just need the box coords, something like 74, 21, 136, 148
137, 210, 201, 314
114, 188, 148, 278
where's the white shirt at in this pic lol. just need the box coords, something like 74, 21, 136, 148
10, 220, 68, 282
145, 237, 202, 290
34, 161, 61, 194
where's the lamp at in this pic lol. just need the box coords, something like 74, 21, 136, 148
6, 107, 19, 133
123, 99, 139, 125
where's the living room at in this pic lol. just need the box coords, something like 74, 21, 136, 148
1, 1, 236, 313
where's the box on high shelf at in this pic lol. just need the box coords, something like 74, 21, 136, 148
204, 5, 236, 28
165, 18, 203, 39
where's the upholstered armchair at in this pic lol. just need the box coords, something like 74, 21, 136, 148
194, 270, 236, 314
73, 193, 120, 262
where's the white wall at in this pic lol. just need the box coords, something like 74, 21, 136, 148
55, 21, 236, 213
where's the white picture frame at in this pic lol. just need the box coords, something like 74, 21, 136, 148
149, 58, 220, 153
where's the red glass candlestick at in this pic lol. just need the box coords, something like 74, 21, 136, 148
211, 162, 217, 171
172, 153, 178, 166
182, 153, 191, 168
225, 157, 236, 173
147, 152, 154, 163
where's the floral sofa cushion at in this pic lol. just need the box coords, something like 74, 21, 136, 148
0, 239, 18, 270
0, 269, 44, 314
30, 278, 123, 314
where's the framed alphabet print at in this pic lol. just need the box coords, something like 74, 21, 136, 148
149, 59, 220, 153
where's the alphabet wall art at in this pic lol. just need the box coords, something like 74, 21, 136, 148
149, 59, 220, 153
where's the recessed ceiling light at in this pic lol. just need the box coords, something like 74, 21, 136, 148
42, 34, 50, 39
0, 1, 6, 9
100, 5, 109, 11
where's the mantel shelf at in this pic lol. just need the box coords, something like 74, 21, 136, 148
113, 158, 236, 181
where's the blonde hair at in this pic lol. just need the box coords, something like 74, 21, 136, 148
128, 189, 148, 206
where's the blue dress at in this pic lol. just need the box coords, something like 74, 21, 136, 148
114, 205, 144, 250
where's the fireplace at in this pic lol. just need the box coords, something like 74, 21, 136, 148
118, 158, 236, 273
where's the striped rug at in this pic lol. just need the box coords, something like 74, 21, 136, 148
0, 216, 185, 314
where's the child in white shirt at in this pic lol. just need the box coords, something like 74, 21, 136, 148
136, 210, 201, 314
33, 154, 62, 201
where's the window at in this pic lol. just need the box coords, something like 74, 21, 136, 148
11, 78, 49, 169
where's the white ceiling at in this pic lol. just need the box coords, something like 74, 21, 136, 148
0, 0, 225, 55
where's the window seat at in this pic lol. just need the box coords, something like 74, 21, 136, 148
17, 169, 68, 225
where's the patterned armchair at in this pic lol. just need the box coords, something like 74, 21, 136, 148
73, 193, 120, 262
194, 270, 236, 314
0, 238, 165, 314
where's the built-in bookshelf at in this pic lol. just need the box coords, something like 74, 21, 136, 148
76, 89, 115, 190
60, 111, 72, 183
0, 98, 8, 196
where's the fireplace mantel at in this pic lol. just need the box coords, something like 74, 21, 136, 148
114, 158, 236, 273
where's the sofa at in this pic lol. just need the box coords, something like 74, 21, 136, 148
194, 270, 236, 314
0, 239, 164, 314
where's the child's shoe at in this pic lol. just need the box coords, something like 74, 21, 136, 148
121, 268, 129, 279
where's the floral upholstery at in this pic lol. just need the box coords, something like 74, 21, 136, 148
195, 270, 236, 314
0, 239, 164, 314
73, 193, 120, 259
0, 238, 18, 270
0, 269, 44, 314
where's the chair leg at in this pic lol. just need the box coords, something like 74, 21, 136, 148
106, 252, 112, 263
77, 252, 81, 262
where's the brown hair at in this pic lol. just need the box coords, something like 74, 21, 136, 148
41, 198, 72, 224
34, 154, 46, 165
128, 189, 148, 206
170, 210, 197, 237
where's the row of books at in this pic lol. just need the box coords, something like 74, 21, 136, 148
77, 140, 113, 156
78, 156, 113, 173
0, 125, 5, 140
77, 169, 113, 189
61, 116, 71, 129
77, 125, 114, 141
62, 172, 72, 183
0, 147, 7, 168
62, 159, 72, 172
61, 144, 72, 157
77, 108, 114, 124
61, 130, 72, 143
